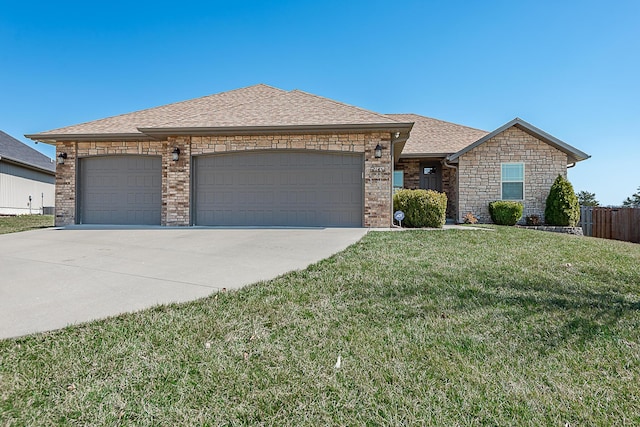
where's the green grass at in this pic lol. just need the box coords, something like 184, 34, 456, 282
0, 215, 54, 235
2, 227, 640, 425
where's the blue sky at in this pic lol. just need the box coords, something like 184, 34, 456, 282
1, 0, 638, 205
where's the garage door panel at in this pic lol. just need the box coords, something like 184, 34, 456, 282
194, 151, 363, 227
79, 156, 161, 225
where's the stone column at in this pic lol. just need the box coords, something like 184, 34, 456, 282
54, 141, 77, 226
363, 133, 393, 227
163, 136, 191, 226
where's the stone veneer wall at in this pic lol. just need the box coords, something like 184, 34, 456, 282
394, 158, 457, 219
55, 132, 393, 227
54, 142, 78, 226
457, 127, 568, 223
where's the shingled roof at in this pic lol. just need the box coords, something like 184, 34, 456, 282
0, 131, 55, 174
27, 84, 411, 141
388, 114, 488, 156
144, 89, 403, 129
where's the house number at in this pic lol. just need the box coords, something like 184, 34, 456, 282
370, 166, 386, 172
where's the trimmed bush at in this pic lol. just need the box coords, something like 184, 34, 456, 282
393, 189, 447, 228
545, 175, 580, 226
488, 201, 524, 226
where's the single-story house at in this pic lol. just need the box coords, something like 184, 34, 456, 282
26, 84, 589, 227
0, 130, 55, 215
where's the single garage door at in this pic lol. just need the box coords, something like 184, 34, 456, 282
193, 151, 363, 227
78, 156, 162, 225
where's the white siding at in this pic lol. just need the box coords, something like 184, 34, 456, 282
0, 162, 55, 215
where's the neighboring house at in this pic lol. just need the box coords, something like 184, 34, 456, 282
0, 130, 56, 215
26, 84, 589, 227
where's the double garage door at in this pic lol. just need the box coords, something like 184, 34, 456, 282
78, 152, 363, 227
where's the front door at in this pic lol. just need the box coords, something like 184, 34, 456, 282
420, 162, 442, 192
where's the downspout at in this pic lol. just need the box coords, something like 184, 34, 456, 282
390, 133, 397, 228
442, 157, 457, 171
567, 162, 576, 168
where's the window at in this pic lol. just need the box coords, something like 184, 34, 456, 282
423, 167, 436, 175
393, 170, 404, 190
501, 163, 524, 200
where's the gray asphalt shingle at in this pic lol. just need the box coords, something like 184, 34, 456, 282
388, 113, 488, 156
27, 85, 492, 157
0, 131, 55, 173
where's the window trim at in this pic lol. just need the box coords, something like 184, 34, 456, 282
500, 162, 524, 200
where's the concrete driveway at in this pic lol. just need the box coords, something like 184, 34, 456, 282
0, 227, 368, 339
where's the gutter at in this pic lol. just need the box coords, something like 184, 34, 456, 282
0, 155, 56, 175
441, 157, 458, 170
26, 122, 415, 143
399, 152, 453, 159
138, 123, 415, 138
25, 133, 156, 144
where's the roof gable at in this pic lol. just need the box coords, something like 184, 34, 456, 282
447, 118, 590, 164
0, 131, 55, 173
390, 114, 488, 157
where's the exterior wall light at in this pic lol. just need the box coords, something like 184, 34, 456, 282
374, 143, 383, 159
172, 147, 180, 161
57, 152, 68, 165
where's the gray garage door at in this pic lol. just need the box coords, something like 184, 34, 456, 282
193, 151, 363, 227
78, 156, 162, 225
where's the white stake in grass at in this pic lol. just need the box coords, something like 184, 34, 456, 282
334, 355, 341, 369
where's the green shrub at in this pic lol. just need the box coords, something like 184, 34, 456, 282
545, 175, 580, 226
393, 189, 447, 228
488, 201, 524, 226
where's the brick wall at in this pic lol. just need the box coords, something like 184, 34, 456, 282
55, 132, 393, 227
165, 137, 190, 226
394, 158, 457, 219
363, 134, 392, 227
54, 142, 77, 226
395, 158, 421, 188
457, 127, 568, 223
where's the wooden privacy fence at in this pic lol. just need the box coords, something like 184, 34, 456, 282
580, 206, 640, 243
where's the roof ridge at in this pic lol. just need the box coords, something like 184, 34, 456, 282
289, 89, 406, 123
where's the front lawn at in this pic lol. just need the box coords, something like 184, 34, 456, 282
1, 227, 639, 425
0, 215, 53, 235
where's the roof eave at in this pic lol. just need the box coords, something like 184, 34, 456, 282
399, 152, 451, 159
137, 122, 415, 137
25, 133, 156, 144
0, 156, 56, 175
